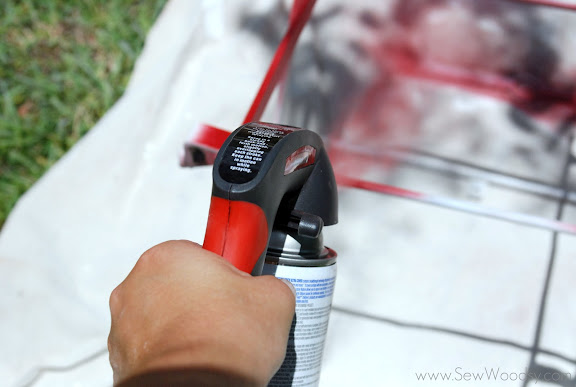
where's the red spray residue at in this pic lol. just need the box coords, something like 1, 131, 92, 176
184, 0, 576, 200
376, 0, 576, 124
323, 0, 576, 179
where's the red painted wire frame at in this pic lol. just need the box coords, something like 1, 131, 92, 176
242, 0, 316, 124
237, 0, 576, 127
186, 123, 576, 236
194, 0, 576, 236
290, 0, 308, 22
236, 0, 576, 125
336, 174, 576, 236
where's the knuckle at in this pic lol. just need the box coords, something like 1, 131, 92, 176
109, 285, 123, 312
138, 245, 163, 268
258, 276, 296, 306
257, 275, 279, 288
137, 240, 199, 269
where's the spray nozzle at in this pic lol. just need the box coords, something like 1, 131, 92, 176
285, 210, 324, 239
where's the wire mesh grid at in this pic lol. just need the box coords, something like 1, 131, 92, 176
328, 134, 576, 386
290, 2, 576, 384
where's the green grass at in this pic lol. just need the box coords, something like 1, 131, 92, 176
0, 0, 167, 229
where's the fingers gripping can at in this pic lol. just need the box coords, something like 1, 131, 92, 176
263, 229, 337, 387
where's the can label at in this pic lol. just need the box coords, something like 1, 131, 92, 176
262, 263, 337, 387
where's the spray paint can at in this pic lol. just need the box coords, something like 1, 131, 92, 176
263, 230, 336, 387
204, 122, 338, 386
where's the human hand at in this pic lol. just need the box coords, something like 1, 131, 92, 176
108, 240, 296, 386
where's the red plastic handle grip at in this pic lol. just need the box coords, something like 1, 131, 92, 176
203, 196, 269, 273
